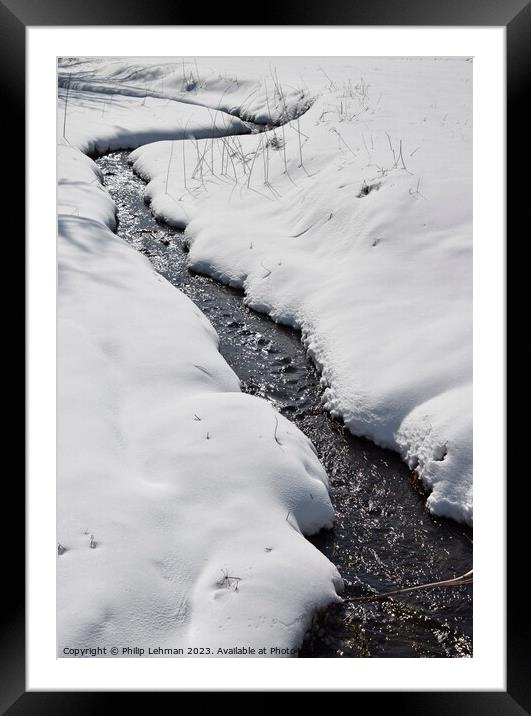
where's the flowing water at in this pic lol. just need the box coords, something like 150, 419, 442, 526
97, 151, 473, 658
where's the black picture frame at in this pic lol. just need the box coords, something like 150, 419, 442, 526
7, 0, 525, 710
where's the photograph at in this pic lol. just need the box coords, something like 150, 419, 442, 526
56, 54, 473, 660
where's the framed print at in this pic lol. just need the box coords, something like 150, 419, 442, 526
7, 0, 525, 708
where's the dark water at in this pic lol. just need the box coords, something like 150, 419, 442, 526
97, 151, 472, 658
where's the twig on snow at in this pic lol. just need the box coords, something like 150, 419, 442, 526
346, 570, 473, 603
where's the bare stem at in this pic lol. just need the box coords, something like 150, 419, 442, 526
165, 141, 174, 194
346, 570, 473, 603
62, 77, 70, 140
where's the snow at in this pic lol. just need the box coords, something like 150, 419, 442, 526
57, 55, 472, 658
127, 57, 473, 525
58, 85, 250, 157
58, 56, 313, 127
57, 72, 341, 657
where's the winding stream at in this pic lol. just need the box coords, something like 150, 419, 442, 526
97, 150, 472, 658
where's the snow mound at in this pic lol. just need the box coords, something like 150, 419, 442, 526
58, 88, 250, 157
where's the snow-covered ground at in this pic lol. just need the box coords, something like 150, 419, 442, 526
57, 56, 472, 657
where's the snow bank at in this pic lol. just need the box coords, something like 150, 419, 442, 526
57, 87, 342, 655
128, 57, 473, 524
58, 56, 313, 127
58, 85, 250, 157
